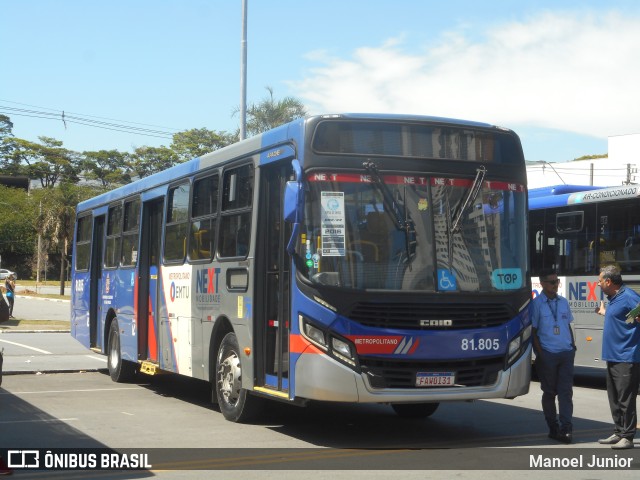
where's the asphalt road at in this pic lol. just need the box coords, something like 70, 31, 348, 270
1, 367, 638, 479
1, 296, 638, 479
8, 290, 71, 322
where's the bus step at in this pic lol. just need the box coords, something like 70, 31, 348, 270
253, 386, 289, 399
139, 361, 163, 376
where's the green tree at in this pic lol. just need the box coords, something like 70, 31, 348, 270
33, 183, 97, 293
128, 145, 178, 178
573, 154, 608, 161
1, 136, 33, 176
0, 114, 14, 161
5, 136, 80, 187
244, 86, 308, 137
170, 128, 235, 163
0, 185, 37, 260
82, 149, 131, 187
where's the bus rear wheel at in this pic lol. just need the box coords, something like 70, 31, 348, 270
107, 319, 137, 383
391, 402, 439, 418
215, 332, 263, 423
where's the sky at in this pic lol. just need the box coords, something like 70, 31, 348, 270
2, 0, 640, 163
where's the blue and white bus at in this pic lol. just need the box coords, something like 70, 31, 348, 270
71, 113, 532, 422
529, 183, 640, 368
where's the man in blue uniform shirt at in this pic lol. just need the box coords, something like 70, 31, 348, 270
596, 265, 640, 450
531, 269, 576, 443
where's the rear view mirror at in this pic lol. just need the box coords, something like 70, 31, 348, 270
284, 159, 303, 223
284, 181, 302, 223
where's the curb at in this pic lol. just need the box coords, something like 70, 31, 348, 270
15, 294, 70, 303
0, 329, 70, 334
3, 368, 109, 376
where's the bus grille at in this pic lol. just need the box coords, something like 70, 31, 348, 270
348, 302, 512, 330
360, 357, 503, 389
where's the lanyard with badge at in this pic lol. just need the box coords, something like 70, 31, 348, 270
548, 298, 560, 335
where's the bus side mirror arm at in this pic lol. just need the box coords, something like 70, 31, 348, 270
284, 159, 304, 255
287, 223, 300, 255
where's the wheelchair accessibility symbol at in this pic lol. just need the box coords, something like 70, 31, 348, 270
437, 269, 457, 291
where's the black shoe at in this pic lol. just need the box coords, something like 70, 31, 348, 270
558, 431, 572, 444
548, 428, 560, 441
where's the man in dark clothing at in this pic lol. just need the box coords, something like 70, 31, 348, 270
531, 269, 576, 443
596, 265, 640, 450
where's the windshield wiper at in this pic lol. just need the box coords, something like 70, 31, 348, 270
450, 165, 487, 233
363, 161, 416, 269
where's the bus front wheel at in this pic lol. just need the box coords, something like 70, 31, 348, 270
391, 402, 439, 418
107, 319, 137, 383
215, 332, 263, 423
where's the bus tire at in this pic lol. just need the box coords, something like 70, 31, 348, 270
391, 402, 439, 418
215, 332, 263, 423
107, 319, 137, 383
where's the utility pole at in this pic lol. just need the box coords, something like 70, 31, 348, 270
36, 201, 42, 287
239, 0, 248, 140
624, 163, 637, 185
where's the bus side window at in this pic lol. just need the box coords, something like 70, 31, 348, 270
624, 236, 640, 271
105, 203, 123, 268
219, 164, 253, 259
190, 174, 218, 262
164, 183, 190, 262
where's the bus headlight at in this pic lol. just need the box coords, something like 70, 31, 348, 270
331, 337, 356, 366
301, 317, 328, 350
506, 324, 532, 368
299, 314, 359, 370
508, 337, 521, 358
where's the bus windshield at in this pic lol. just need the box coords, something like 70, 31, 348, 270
300, 171, 527, 293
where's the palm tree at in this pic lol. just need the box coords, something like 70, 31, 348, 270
244, 87, 307, 137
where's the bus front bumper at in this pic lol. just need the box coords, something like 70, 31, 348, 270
293, 344, 532, 403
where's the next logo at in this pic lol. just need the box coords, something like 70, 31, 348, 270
568, 281, 605, 301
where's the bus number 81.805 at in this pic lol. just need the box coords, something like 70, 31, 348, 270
461, 338, 500, 351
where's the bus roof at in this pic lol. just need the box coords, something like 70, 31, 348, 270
529, 184, 640, 209
77, 113, 520, 212
528, 184, 603, 198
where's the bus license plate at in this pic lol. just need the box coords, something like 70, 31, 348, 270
416, 372, 455, 387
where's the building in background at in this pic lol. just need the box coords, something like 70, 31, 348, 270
526, 133, 639, 189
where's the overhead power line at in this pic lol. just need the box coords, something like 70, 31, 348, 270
0, 100, 180, 140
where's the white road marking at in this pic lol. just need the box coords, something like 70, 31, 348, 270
0, 338, 52, 354
0, 418, 79, 424
86, 355, 107, 362
0, 387, 140, 395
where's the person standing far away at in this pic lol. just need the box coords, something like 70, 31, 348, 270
4, 274, 15, 318
595, 265, 640, 450
531, 269, 576, 443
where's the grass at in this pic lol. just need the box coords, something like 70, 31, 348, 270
12, 279, 71, 300
0, 319, 69, 331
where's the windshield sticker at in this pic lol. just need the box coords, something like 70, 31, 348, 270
320, 191, 345, 256
437, 269, 457, 291
491, 268, 522, 290
432, 178, 524, 192
308, 173, 524, 192
309, 173, 429, 186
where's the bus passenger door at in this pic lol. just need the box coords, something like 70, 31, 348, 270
138, 198, 163, 362
256, 163, 292, 392
89, 215, 104, 349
